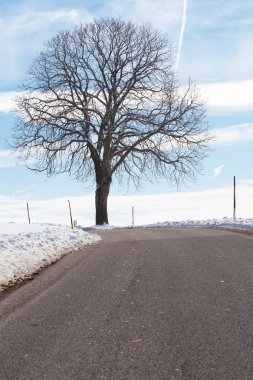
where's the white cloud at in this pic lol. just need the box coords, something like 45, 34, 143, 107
10, 9, 89, 32
3, 79, 253, 114
0, 150, 17, 168
0, 149, 36, 168
0, 92, 16, 112
213, 122, 253, 145
213, 164, 225, 177
15, 185, 36, 196
0, 8, 92, 87
0, 8, 92, 36
200, 80, 253, 110
239, 178, 253, 185
0, 0, 182, 89
100, 0, 182, 34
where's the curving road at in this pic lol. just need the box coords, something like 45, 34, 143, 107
1, 228, 253, 379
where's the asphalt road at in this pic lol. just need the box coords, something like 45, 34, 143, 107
1, 228, 253, 380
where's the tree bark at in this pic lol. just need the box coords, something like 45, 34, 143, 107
95, 171, 112, 225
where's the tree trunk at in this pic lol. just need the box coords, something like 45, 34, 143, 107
95, 178, 111, 225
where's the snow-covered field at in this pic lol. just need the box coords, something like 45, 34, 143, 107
0, 217, 253, 291
0, 223, 101, 291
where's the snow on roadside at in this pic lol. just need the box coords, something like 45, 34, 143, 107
146, 217, 253, 229
0, 223, 101, 290
84, 224, 118, 230
85, 217, 253, 230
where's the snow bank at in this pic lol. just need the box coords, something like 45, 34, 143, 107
0, 223, 101, 290
145, 217, 253, 229
85, 217, 253, 231
84, 224, 118, 230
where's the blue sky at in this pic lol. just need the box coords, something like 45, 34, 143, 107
0, 0, 253, 225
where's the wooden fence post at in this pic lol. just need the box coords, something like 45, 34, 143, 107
233, 176, 236, 221
27, 202, 31, 224
68, 199, 74, 229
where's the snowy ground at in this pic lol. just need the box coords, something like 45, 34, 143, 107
0, 223, 100, 291
1, 217, 253, 291
146, 217, 253, 229
86, 217, 253, 230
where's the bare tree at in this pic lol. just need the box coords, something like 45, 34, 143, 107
14, 18, 211, 225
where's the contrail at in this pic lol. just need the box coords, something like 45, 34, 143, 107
175, 0, 188, 71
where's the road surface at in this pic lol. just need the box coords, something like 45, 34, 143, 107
0, 228, 253, 379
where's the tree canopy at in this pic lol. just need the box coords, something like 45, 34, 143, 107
14, 18, 211, 224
